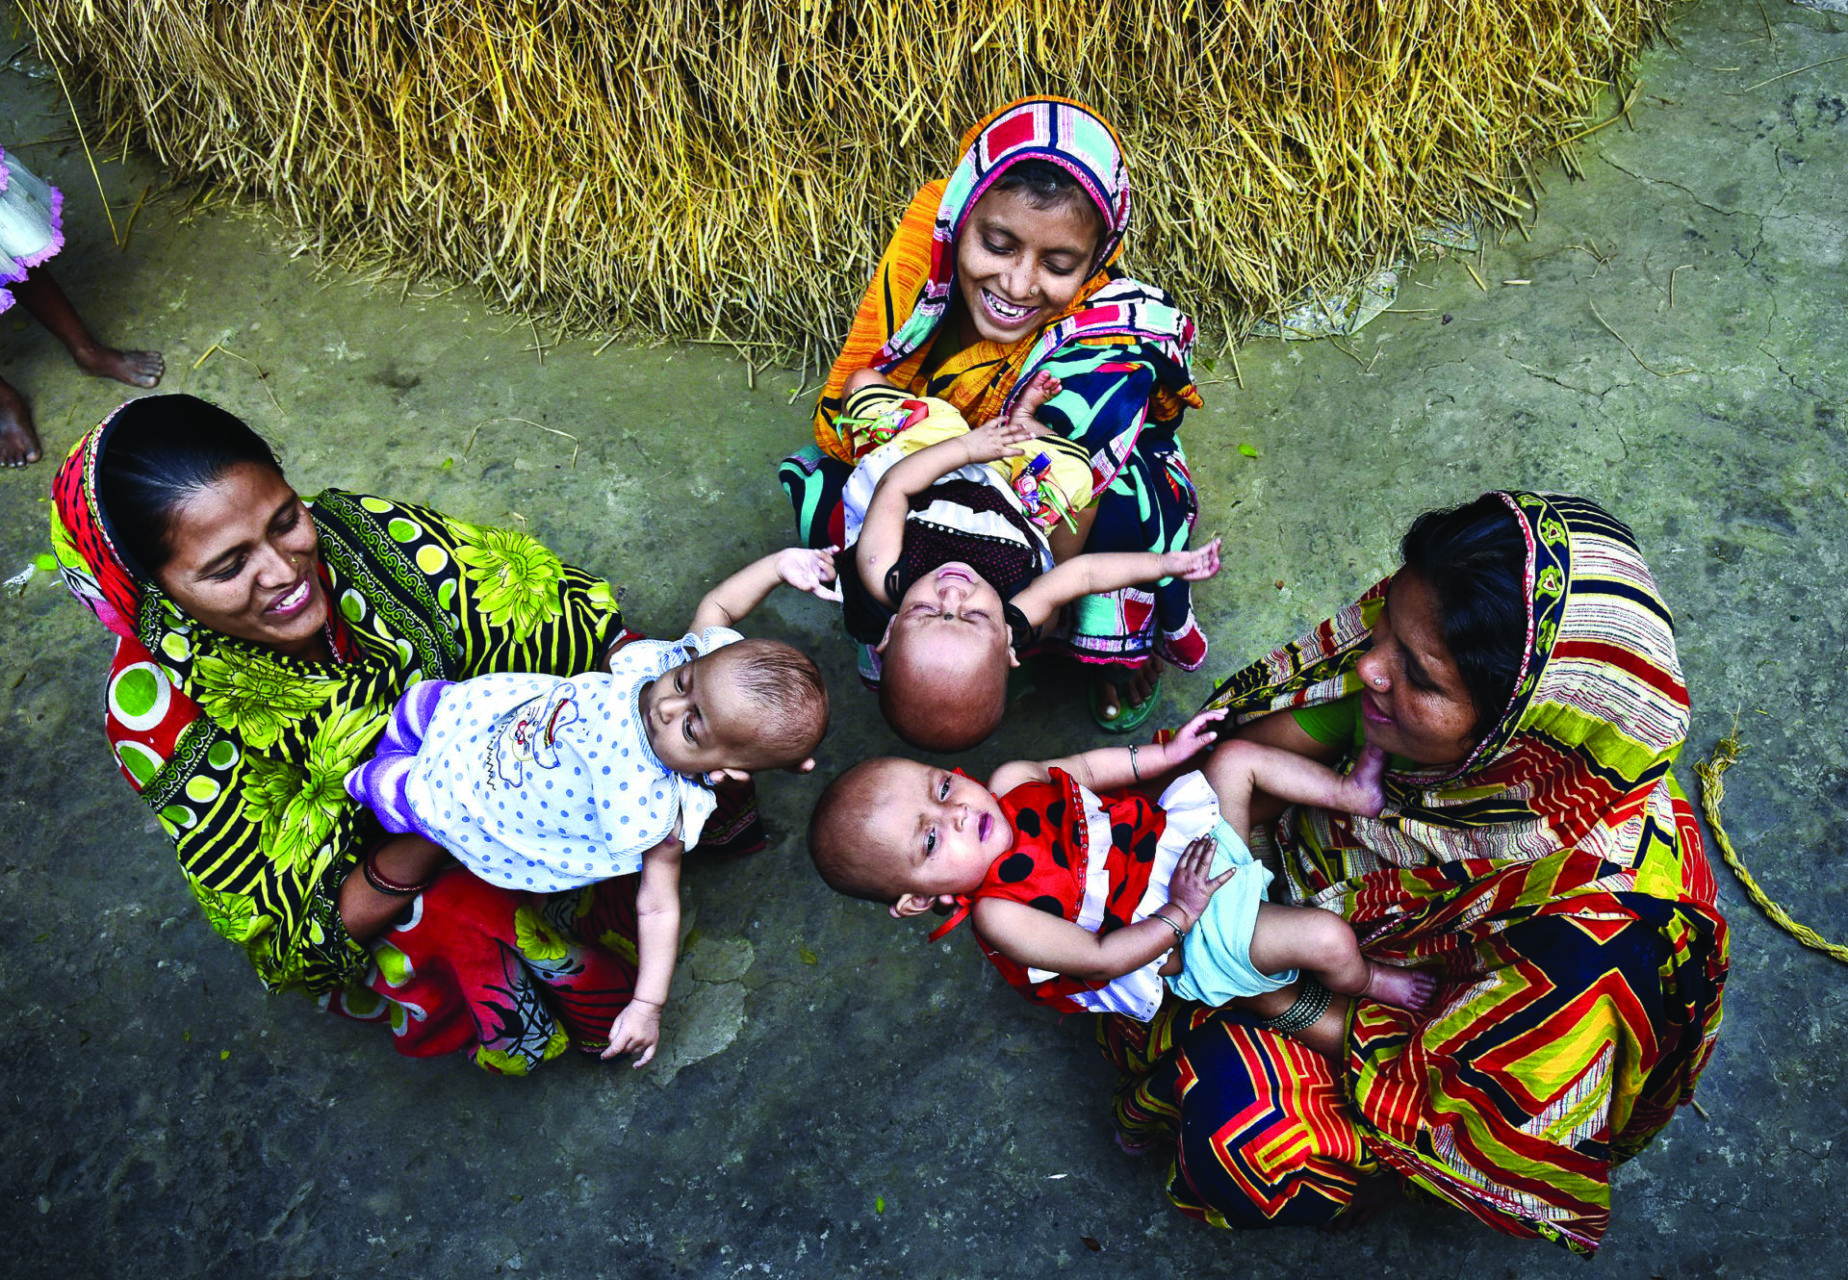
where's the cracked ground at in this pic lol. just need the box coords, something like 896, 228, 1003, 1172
2, 2, 1844, 1277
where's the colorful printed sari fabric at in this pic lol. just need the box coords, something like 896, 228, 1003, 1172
328, 869, 641, 1076
1102, 492, 1729, 1254
1103, 1002, 1379, 1228
51, 408, 761, 1071
782, 97, 1206, 664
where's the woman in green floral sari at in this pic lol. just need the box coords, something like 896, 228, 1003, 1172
51, 394, 756, 1073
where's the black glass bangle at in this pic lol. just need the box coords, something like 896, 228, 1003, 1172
1258, 976, 1332, 1036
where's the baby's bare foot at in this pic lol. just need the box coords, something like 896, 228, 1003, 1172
1363, 962, 1437, 1013
1344, 743, 1388, 817
0, 381, 42, 467
75, 343, 163, 389
1009, 369, 1060, 424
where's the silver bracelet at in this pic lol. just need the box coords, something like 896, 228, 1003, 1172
1151, 908, 1186, 941
1128, 743, 1141, 782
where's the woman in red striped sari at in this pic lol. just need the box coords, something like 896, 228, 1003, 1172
1102, 491, 1728, 1254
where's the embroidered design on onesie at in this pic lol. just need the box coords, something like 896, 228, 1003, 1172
487, 681, 582, 790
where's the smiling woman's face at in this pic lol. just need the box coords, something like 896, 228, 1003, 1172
952, 184, 1102, 346
152, 461, 330, 659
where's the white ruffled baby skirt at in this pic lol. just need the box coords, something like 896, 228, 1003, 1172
0, 146, 64, 314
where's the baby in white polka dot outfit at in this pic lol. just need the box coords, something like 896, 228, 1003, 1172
346, 547, 837, 1067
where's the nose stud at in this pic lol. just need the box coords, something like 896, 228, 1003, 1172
1371, 675, 1386, 690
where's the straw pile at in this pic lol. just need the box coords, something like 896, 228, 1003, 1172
21, 1, 1678, 360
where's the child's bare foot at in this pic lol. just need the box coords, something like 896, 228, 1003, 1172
1343, 744, 1388, 817
0, 379, 41, 467
74, 342, 163, 389
1362, 961, 1437, 1013
1003, 369, 1061, 432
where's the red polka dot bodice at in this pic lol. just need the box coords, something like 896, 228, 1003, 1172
973, 767, 1174, 1015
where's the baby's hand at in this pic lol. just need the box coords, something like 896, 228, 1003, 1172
601, 998, 663, 1069
776, 546, 842, 602
1166, 707, 1229, 764
962, 417, 1033, 465
1165, 834, 1236, 923
1161, 536, 1222, 583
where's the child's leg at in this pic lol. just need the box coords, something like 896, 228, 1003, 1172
1247, 902, 1437, 1013
1046, 502, 1097, 563
844, 366, 895, 395
0, 375, 39, 467
343, 750, 422, 831
11, 267, 163, 388
344, 680, 454, 831
1203, 737, 1386, 844
380, 678, 453, 754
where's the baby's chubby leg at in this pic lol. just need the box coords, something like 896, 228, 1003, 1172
1247, 903, 1437, 1014
844, 366, 896, 395
1202, 738, 1386, 844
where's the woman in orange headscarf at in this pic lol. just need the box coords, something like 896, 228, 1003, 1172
781, 97, 1206, 731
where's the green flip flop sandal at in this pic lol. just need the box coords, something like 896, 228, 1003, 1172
1090, 666, 1162, 734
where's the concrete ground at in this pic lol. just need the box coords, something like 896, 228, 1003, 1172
2, 1, 1843, 1275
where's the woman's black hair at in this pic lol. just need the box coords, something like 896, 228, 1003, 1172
988, 159, 1105, 251
96, 394, 284, 580
1398, 494, 1529, 739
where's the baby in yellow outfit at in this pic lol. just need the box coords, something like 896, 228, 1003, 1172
834, 380, 1093, 532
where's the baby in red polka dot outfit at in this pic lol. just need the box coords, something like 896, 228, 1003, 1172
809, 708, 1436, 1025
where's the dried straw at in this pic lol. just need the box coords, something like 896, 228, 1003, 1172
20, 0, 1680, 359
